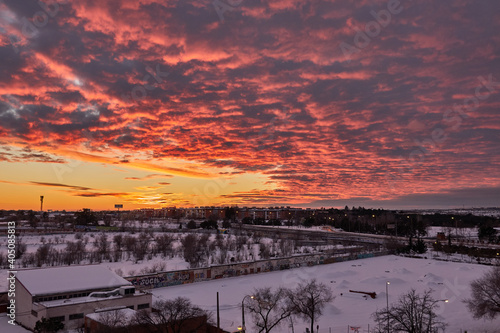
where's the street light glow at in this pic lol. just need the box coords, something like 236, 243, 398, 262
241, 294, 256, 332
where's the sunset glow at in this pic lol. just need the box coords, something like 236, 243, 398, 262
0, 0, 499, 210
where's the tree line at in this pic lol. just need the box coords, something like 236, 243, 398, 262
1, 231, 321, 271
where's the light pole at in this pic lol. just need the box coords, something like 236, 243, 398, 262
240, 295, 254, 332
428, 299, 448, 333
386, 281, 390, 333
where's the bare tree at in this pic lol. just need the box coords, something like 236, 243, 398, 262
136, 232, 151, 261
155, 234, 173, 257
133, 297, 208, 333
216, 245, 228, 265
464, 266, 500, 319
260, 243, 271, 259
16, 237, 27, 258
181, 234, 202, 267
95, 310, 131, 333
279, 239, 294, 257
113, 234, 123, 251
372, 289, 447, 333
35, 244, 52, 267
287, 279, 334, 333
94, 233, 109, 261
63, 241, 78, 265
123, 234, 137, 259
246, 287, 294, 333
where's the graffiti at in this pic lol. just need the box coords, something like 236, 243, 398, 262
357, 253, 375, 259
178, 272, 190, 281
129, 275, 166, 288
125, 250, 389, 290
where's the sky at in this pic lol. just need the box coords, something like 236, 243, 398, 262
0, 0, 499, 211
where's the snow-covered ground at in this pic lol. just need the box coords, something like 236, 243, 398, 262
249, 225, 343, 232
0, 315, 30, 333
408, 208, 500, 218
1, 255, 498, 333
426, 226, 478, 239
152, 255, 499, 333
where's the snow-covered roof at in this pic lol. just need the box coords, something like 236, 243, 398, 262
16, 265, 131, 296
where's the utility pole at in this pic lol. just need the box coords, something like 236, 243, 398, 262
386, 281, 390, 333
40, 196, 44, 211
217, 292, 220, 331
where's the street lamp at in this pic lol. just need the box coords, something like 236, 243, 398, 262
428, 299, 448, 333
241, 295, 254, 332
386, 281, 390, 333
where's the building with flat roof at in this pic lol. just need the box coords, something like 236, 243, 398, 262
14, 265, 151, 330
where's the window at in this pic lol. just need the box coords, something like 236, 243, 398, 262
124, 287, 135, 295
69, 313, 84, 320
31, 310, 38, 317
137, 303, 149, 310
50, 316, 65, 322
126, 305, 134, 310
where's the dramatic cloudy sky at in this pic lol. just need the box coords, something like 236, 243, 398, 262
0, 0, 499, 210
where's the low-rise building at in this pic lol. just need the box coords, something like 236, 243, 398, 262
14, 265, 152, 330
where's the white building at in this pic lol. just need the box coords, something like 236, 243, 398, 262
14, 265, 151, 330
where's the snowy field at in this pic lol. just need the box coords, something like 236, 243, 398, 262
0, 315, 30, 333
152, 255, 499, 333
1, 255, 498, 333
426, 226, 478, 239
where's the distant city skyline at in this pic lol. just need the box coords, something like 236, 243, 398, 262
0, 0, 499, 210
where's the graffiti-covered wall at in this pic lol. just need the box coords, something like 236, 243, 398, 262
125, 250, 389, 289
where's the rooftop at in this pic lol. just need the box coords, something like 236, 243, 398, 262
16, 265, 131, 296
